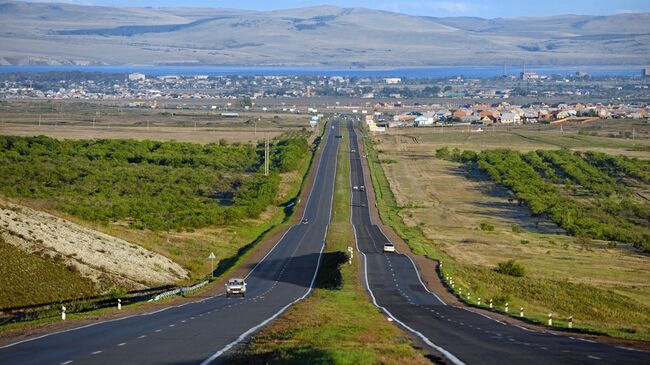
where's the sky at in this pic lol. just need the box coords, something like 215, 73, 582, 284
21, 0, 650, 18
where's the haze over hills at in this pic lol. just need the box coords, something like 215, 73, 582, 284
0, 0, 649, 67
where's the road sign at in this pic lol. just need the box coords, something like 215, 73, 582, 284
208, 252, 216, 279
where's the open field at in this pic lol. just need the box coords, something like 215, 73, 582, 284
0, 100, 310, 144
379, 119, 650, 159
233, 127, 432, 365
367, 120, 650, 340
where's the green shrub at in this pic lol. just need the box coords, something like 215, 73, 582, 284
511, 224, 523, 233
495, 259, 525, 277
480, 223, 495, 231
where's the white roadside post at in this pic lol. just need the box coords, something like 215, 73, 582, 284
568, 316, 573, 329
208, 252, 216, 279
505, 302, 509, 313
118, 298, 122, 311
61, 306, 66, 321
347, 246, 354, 265
467, 292, 471, 301
548, 313, 553, 326
489, 299, 493, 309
477, 297, 481, 306
520, 307, 524, 318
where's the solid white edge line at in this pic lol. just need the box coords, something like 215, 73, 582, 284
347, 124, 464, 365
0, 121, 337, 352
352, 126, 446, 306
199, 241, 327, 365
200, 121, 341, 364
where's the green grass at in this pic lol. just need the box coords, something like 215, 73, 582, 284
0, 237, 96, 308
232, 127, 432, 365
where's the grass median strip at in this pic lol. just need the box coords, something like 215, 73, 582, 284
231, 127, 432, 365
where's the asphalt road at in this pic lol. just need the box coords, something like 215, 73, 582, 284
0, 121, 341, 365
347, 121, 650, 365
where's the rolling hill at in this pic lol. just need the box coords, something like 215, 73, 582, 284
0, 1, 648, 67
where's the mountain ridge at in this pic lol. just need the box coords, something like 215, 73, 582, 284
0, 1, 648, 67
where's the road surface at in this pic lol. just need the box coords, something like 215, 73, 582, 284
347, 120, 649, 365
0, 121, 341, 365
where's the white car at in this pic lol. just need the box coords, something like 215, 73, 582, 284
383, 243, 396, 253
226, 278, 246, 297
353, 186, 359, 190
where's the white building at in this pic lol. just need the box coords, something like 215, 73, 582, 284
500, 112, 521, 124
128, 73, 146, 81
384, 78, 402, 84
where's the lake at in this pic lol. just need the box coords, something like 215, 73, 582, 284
0, 65, 644, 78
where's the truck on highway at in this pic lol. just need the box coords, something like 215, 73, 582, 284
226, 278, 246, 297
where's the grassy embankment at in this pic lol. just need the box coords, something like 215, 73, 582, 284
232, 127, 432, 364
364, 122, 650, 341
0, 237, 96, 308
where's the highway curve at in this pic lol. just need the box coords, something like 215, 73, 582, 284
0, 121, 341, 365
347, 120, 650, 365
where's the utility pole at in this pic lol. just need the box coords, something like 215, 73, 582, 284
264, 134, 270, 176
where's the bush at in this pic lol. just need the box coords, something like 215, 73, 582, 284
511, 224, 523, 233
495, 259, 525, 277
480, 223, 495, 231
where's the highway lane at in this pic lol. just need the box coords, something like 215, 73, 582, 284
0, 120, 341, 365
347, 121, 649, 365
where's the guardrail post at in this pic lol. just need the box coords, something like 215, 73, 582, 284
118, 298, 122, 310
489, 299, 493, 309
477, 297, 481, 306
505, 303, 509, 313
458, 288, 462, 297
467, 292, 471, 301
520, 307, 524, 318
548, 313, 553, 326
568, 316, 573, 329
61, 306, 66, 321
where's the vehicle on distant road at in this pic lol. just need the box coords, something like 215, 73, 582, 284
226, 278, 246, 297
353, 186, 359, 190
301, 218, 309, 224
359, 185, 365, 191
383, 243, 396, 253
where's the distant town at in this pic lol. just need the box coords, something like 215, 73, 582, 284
1, 70, 649, 131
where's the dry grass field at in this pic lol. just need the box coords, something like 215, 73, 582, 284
369, 120, 650, 340
0, 100, 310, 144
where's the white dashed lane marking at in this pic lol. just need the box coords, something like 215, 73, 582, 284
588, 355, 601, 360
91, 350, 102, 355
60, 361, 73, 365
117, 342, 127, 347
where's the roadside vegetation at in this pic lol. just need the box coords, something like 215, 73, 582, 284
233, 128, 431, 365
364, 121, 650, 341
0, 135, 308, 231
0, 128, 316, 311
